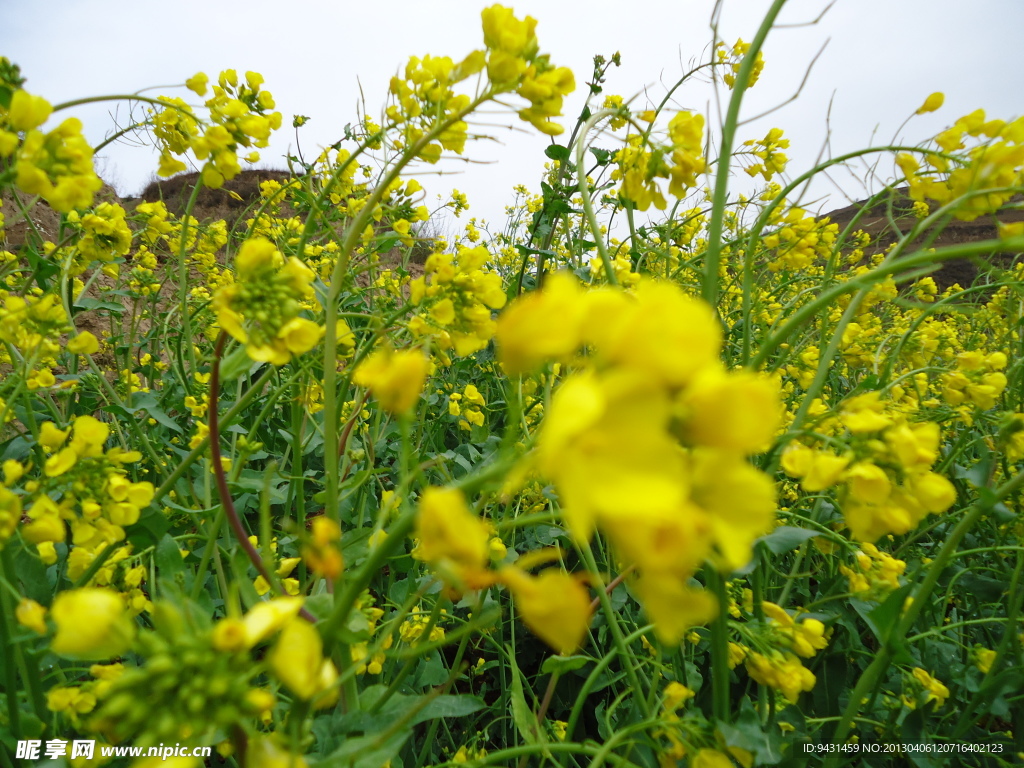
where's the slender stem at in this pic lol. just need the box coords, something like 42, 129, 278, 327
0, 553, 23, 739
208, 332, 313, 619
0, 550, 45, 721
707, 567, 731, 724
52, 94, 199, 113
578, 543, 650, 718
950, 543, 1024, 737
704, 0, 789, 308
575, 108, 618, 286
189, 507, 225, 601
176, 180, 205, 377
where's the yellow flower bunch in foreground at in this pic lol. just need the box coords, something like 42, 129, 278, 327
497, 274, 780, 643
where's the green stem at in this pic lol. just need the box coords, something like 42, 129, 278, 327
704, 0, 789, 308
176, 180, 205, 377
0, 551, 23, 739
578, 543, 650, 719
950, 542, 1024, 737
575, 108, 618, 286
189, 506, 226, 601
707, 567, 731, 724
0, 550, 45, 721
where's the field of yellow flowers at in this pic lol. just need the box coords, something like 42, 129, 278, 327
1, 4, 1024, 767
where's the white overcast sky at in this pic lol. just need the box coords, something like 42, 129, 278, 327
3, 0, 1022, 227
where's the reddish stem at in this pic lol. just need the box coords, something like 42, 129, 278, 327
588, 565, 635, 613
209, 332, 314, 622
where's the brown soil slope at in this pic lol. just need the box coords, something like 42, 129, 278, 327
137, 169, 293, 229
822, 189, 1024, 289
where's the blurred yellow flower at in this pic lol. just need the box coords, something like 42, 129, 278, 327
353, 348, 429, 415
50, 588, 134, 660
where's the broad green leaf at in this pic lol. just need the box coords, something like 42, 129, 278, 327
544, 144, 570, 162
757, 526, 821, 554
155, 533, 185, 580
127, 392, 182, 433
541, 655, 590, 676
507, 645, 538, 745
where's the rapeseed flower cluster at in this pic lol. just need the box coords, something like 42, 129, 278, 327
153, 69, 282, 188
481, 5, 575, 135
71, 597, 327, 747
408, 244, 507, 356
742, 127, 789, 182
761, 205, 838, 272
898, 109, 1024, 220
838, 543, 907, 599
715, 38, 765, 90
783, 392, 957, 541
901, 668, 951, 710
212, 237, 323, 364
940, 350, 1008, 410
353, 347, 430, 415
447, 384, 487, 431
0, 291, 68, 361
0, 75, 103, 212
497, 274, 780, 643
65, 202, 133, 276
611, 111, 708, 211
12, 416, 153, 558
412, 486, 593, 654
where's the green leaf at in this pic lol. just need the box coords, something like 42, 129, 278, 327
13, 541, 51, 604
850, 583, 913, 648
414, 652, 447, 687
541, 655, 590, 676
231, 548, 262, 609
155, 534, 185, 580
219, 344, 260, 383
953, 447, 993, 488
413, 694, 486, 723
230, 471, 288, 505
507, 645, 538, 745
544, 144, 570, 162
756, 526, 820, 555
304, 593, 334, 621
717, 698, 783, 764
316, 730, 410, 768
127, 505, 172, 550
73, 297, 125, 314
957, 571, 1007, 602
130, 392, 182, 433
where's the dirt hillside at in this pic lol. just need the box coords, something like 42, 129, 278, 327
822, 189, 1024, 289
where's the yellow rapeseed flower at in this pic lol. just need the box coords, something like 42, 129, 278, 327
499, 567, 592, 654
50, 588, 134, 660
353, 348, 429, 415
15, 598, 47, 634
